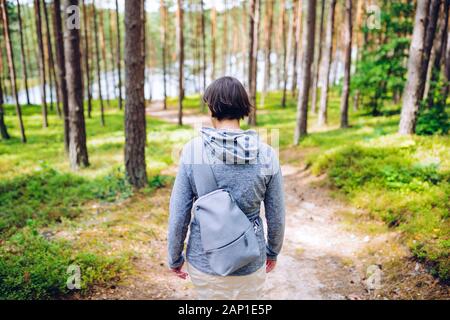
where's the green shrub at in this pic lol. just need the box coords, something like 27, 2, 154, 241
312, 144, 450, 280
0, 225, 127, 299
0, 167, 134, 238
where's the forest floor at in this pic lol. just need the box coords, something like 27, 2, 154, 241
78, 102, 447, 300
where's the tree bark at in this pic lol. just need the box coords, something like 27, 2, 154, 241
260, 0, 274, 107
200, 0, 206, 111
53, 0, 70, 152
160, 0, 168, 110
318, 0, 336, 126
16, 0, 30, 105
294, 0, 316, 144
247, 0, 260, 126
0, 37, 8, 139
399, 0, 433, 134
93, 1, 105, 125
99, 9, 110, 105
124, 0, 147, 188
339, 0, 352, 128
442, 7, 450, 102
211, 6, 217, 81
311, 0, 325, 113
222, 0, 228, 75
81, 0, 92, 118
1, 0, 26, 142
426, 0, 449, 107
64, 0, 89, 169
280, 0, 288, 107
115, 0, 123, 110
291, 0, 301, 97
176, 0, 184, 126
43, 0, 61, 116
34, 0, 48, 128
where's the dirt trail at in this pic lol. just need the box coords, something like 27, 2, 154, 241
146, 101, 378, 300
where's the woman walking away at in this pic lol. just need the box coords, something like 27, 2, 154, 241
167, 77, 285, 300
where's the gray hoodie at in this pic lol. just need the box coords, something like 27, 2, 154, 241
167, 127, 285, 276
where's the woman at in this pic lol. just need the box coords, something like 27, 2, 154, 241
167, 77, 285, 300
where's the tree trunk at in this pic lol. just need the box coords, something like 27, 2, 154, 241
291, 0, 301, 97
16, 0, 30, 105
418, 0, 440, 101
43, 0, 61, 116
160, 0, 168, 110
99, 9, 110, 105
442, 7, 450, 102
34, 0, 48, 128
200, 0, 206, 111
294, 0, 316, 144
318, 0, 336, 126
339, 0, 352, 128
222, 0, 228, 75
311, 0, 325, 114
1, 0, 26, 142
0, 47, 9, 139
53, 0, 70, 153
399, 0, 433, 134
176, 0, 184, 126
247, 0, 260, 126
81, 0, 92, 118
280, 0, 288, 107
115, 0, 123, 110
93, 1, 105, 125
426, 0, 449, 107
260, 0, 274, 107
124, 0, 147, 188
64, 0, 89, 169
211, 6, 217, 81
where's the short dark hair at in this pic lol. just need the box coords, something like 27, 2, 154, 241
202, 77, 252, 120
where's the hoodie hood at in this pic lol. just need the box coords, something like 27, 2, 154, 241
200, 127, 259, 164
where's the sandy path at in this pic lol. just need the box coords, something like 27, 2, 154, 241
145, 101, 374, 300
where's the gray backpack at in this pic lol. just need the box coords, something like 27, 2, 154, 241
192, 156, 261, 276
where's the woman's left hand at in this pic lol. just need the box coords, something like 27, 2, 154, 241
266, 259, 277, 273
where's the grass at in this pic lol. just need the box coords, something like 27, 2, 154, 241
0, 100, 190, 299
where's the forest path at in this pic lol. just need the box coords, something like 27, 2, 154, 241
144, 101, 378, 299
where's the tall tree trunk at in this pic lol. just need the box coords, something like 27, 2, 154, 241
311, 0, 325, 113
176, 0, 184, 126
291, 0, 301, 97
339, 0, 352, 128
318, 0, 336, 126
294, 0, 316, 144
211, 5, 217, 81
16, 0, 30, 105
222, 0, 228, 75
241, 1, 247, 87
160, 0, 167, 110
247, 0, 260, 126
43, 0, 61, 116
280, 0, 288, 107
93, 1, 105, 125
260, 0, 274, 107
399, 0, 434, 134
53, 0, 70, 152
115, 0, 123, 110
1, 0, 26, 142
124, 0, 147, 188
200, 0, 206, 111
34, 0, 48, 128
64, 0, 89, 169
82, 0, 92, 117
442, 9, 450, 102
419, 0, 440, 101
0, 26, 9, 139
426, 0, 449, 107
108, 9, 117, 96
99, 9, 110, 105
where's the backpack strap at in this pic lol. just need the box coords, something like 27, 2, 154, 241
192, 143, 219, 197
